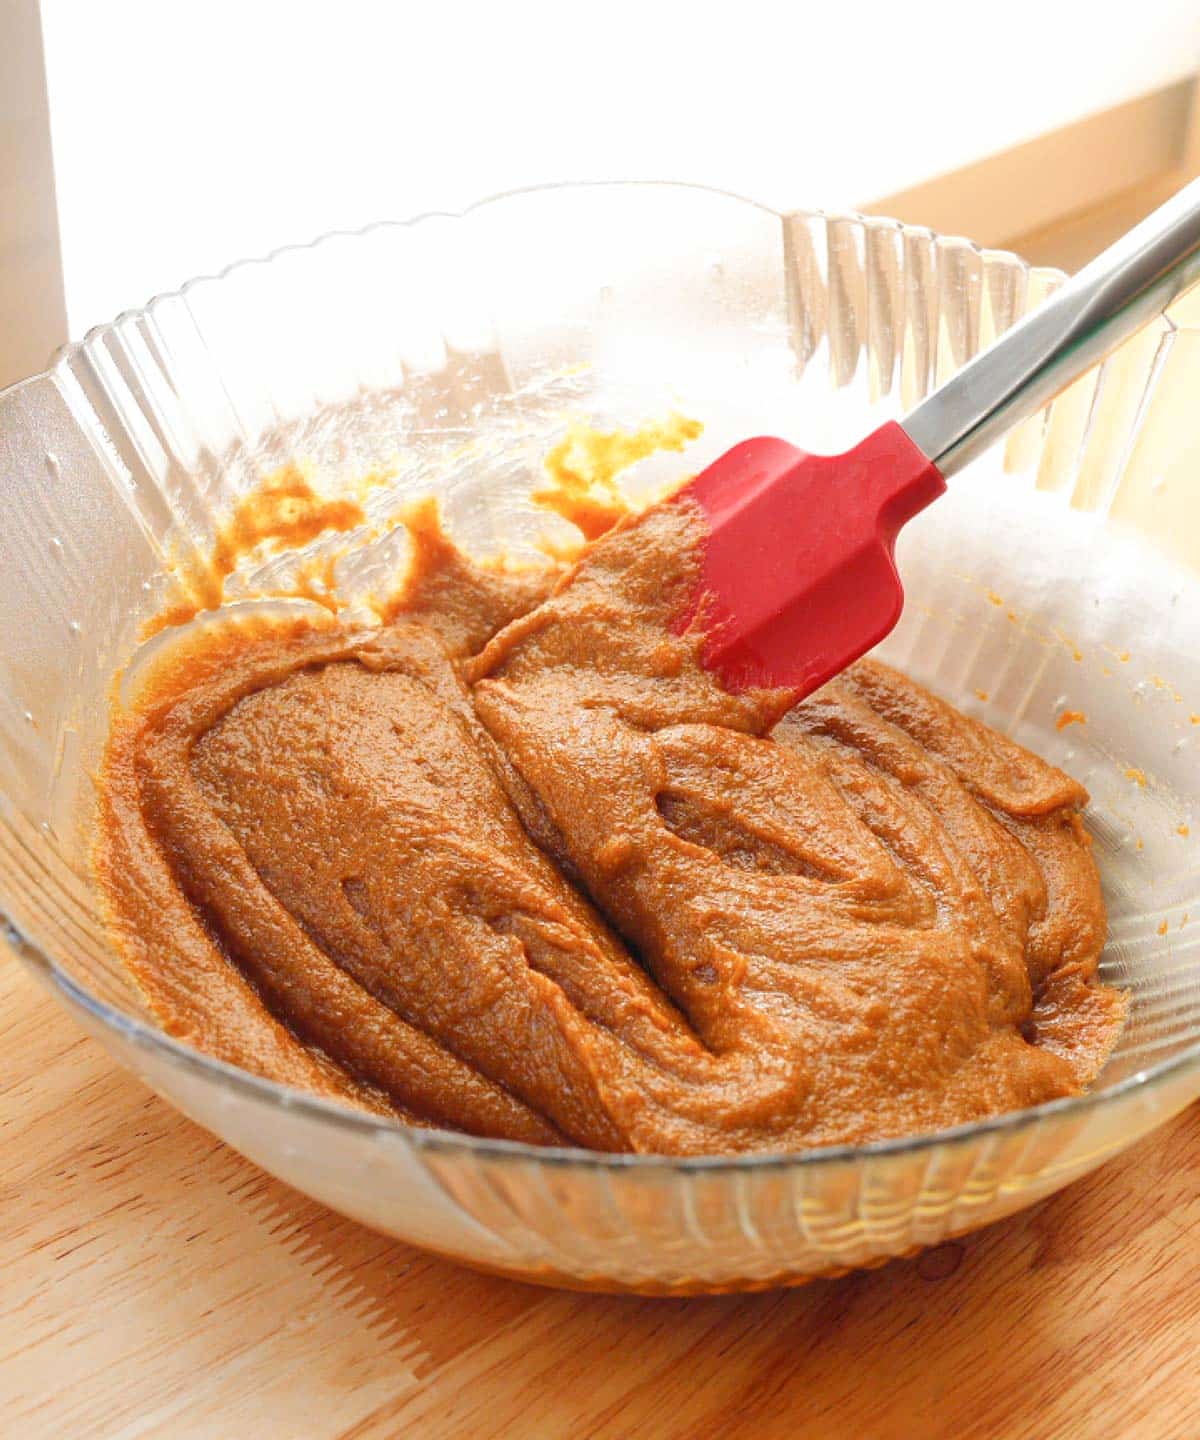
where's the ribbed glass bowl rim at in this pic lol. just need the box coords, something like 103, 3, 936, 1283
6, 178, 1200, 1175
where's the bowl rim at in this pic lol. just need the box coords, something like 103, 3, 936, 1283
6, 177, 1198, 1175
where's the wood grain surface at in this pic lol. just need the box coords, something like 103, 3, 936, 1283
2, 946, 1198, 1440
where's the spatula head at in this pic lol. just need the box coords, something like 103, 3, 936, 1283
677, 421, 944, 695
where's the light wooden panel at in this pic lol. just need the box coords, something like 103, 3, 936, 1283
0, 0, 67, 390
867, 75, 1200, 271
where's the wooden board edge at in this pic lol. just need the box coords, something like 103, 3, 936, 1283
863, 74, 1200, 265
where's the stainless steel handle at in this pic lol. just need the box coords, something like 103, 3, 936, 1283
903, 177, 1200, 477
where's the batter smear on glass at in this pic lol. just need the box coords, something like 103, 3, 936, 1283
96, 498, 1125, 1154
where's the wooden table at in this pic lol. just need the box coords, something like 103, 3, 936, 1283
3, 949, 1199, 1439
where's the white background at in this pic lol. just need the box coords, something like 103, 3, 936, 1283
41, 0, 1200, 335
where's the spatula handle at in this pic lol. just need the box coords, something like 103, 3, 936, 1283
902, 177, 1200, 478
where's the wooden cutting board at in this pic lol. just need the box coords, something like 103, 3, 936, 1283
4, 946, 1200, 1439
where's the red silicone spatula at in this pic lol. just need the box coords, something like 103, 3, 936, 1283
678, 179, 1200, 695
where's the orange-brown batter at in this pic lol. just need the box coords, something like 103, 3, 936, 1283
95, 499, 1125, 1154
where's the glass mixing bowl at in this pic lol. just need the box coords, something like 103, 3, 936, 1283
2, 182, 1198, 1294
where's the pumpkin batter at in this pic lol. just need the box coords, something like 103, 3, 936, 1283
95, 499, 1124, 1154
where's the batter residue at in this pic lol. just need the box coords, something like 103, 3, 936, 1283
95, 500, 1124, 1154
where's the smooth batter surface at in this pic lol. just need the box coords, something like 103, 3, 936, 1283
96, 501, 1125, 1154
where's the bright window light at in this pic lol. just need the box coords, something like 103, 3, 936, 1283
40, 0, 1200, 334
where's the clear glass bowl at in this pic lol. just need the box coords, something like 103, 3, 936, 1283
2, 182, 1198, 1294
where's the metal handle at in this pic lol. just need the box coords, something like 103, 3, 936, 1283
903, 177, 1200, 477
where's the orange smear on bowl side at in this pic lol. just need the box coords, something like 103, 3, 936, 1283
1056, 710, 1087, 731
141, 464, 387, 639
212, 466, 366, 573
290, 553, 343, 614
534, 413, 702, 541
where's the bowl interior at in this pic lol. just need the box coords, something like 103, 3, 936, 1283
2, 181, 1199, 1130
